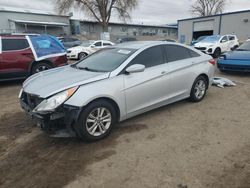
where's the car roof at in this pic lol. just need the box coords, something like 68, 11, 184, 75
114, 41, 175, 50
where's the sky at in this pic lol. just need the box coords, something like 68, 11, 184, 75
0, 0, 250, 25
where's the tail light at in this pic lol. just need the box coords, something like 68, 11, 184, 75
209, 59, 216, 66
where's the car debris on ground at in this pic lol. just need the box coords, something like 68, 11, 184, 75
212, 77, 236, 88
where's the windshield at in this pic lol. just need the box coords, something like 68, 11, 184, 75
237, 41, 250, 51
196, 36, 207, 42
200, 35, 221, 43
81, 41, 91, 47
74, 48, 136, 72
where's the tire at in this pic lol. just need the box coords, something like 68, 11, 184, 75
189, 76, 208, 102
213, 48, 221, 58
31, 62, 52, 75
74, 100, 117, 142
78, 52, 88, 60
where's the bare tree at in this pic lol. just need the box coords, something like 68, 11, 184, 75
55, 0, 138, 31
191, 0, 227, 17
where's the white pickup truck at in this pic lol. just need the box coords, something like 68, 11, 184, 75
194, 35, 239, 58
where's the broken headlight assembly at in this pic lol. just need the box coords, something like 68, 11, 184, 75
33, 86, 78, 113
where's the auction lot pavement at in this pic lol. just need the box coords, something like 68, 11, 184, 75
0, 70, 250, 188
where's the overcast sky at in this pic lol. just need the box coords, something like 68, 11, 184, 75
0, 0, 250, 25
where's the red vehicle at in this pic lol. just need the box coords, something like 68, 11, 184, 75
0, 34, 68, 81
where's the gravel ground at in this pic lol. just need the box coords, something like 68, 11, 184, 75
0, 69, 250, 188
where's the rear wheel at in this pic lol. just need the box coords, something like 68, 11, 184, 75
78, 52, 88, 60
190, 76, 208, 102
75, 100, 117, 142
31, 62, 52, 75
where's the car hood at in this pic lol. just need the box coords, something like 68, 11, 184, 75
23, 65, 110, 98
194, 42, 215, 47
224, 51, 250, 60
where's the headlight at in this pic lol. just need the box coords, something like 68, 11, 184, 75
33, 86, 78, 113
18, 88, 23, 99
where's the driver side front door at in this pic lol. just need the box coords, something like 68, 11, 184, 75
123, 45, 171, 118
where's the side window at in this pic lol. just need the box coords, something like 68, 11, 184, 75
221, 36, 228, 42
165, 45, 195, 62
2, 39, 29, 51
229, 36, 235, 41
129, 46, 164, 68
94, 42, 102, 47
103, 43, 112, 46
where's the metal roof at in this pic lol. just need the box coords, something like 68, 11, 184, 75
74, 19, 178, 29
0, 6, 70, 17
9, 19, 69, 26
178, 9, 250, 22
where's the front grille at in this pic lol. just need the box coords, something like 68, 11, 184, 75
195, 47, 206, 51
21, 92, 44, 109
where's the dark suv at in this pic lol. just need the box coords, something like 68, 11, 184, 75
0, 34, 68, 81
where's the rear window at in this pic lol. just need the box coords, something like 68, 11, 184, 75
2, 39, 29, 51
165, 45, 200, 62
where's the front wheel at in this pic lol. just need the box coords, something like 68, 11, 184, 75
78, 52, 88, 60
190, 76, 208, 102
213, 48, 221, 58
74, 100, 117, 142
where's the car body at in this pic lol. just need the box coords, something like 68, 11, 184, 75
58, 37, 82, 49
217, 39, 250, 72
117, 37, 137, 43
0, 34, 68, 81
19, 41, 215, 141
190, 36, 208, 46
67, 40, 114, 60
194, 35, 239, 58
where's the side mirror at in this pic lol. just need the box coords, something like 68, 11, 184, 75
90, 45, 95, 48
126, 64, 145, 74
221, 39, 227, 43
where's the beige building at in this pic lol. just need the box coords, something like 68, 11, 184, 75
178, 10, 250, 44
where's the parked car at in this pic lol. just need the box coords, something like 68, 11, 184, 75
19, 41, 215, 141
67, 40, 114, 60
117, 37, 137, 43
217, 39, 250, 72
58, 37, 82, 49
161, 39, 176, 42
0, 34, 67, 81
194, 35, 239, 58
190, 36, 208, 46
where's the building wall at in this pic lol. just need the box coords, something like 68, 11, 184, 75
220, 12, 250, 41
178, 11, 250, 44
80, 21, 178, 40
0, 11, 70, 36
178, 16, 220, 44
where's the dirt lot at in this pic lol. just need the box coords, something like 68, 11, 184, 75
0, 70, 250, 188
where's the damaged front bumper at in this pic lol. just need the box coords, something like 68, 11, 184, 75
20, 99, 81, 137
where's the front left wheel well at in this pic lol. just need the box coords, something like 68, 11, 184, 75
84, 97, 121, 122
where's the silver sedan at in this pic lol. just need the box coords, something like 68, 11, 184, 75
19, 41, 215, 141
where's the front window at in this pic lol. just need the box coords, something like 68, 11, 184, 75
201, 35, 221, 43
73, 48, 136, 72
236, 41, 250, 51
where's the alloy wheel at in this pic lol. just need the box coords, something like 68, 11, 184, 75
86, 107, 112, 137
194, 80, 206, 100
